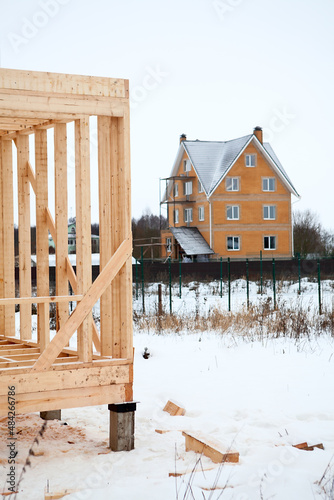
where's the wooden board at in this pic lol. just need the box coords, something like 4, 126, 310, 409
163, 400, 185, 416
182, 431, 239, 464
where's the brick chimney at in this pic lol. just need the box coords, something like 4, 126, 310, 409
180, 133, 187, 144
253, 126, 263, 143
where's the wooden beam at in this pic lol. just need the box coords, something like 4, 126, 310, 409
30, 236, 131, 372
75, 118, 92, 363
0, 91, 126, 119
0, 295, 83, 305
35, 129, 49, 352
46, 207, 57, 247
54, 123, 68, 333
0, 69, 128, 98
65, 257, 101, 354
16, 134, 32, 340
0, 357, 79, 369
0, 347, 40, 356
27, 160, 37, 193
0, 383, 130, 415
0, 364, 131, 395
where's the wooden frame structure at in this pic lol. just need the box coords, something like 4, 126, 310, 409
0, 69, 133, 419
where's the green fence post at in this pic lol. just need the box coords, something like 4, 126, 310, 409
318, 259, 322, 315
298, 252, 301, 295
179, 254, 182, 299
260, 250, 263, 295
246, 258, 249, 309
169, 257, 172, 314
228, 257, 231, 312
220, 257, 223, 299
141, 246, 145, 314
272, 258, 276, 309
135, 259, 138, 300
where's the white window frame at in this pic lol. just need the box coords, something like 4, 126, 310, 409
198, 180, 204, 193
166, 237, 172, 252
174, 209, 179, 224
174, 183, 178, 198
198, 206, 204, 221
227, 236, 240, 251
184, 181, 193, 196
184, 208, 193, 223
263, 235, 276, 250
183, 159, 191, 172
226, 205, 239, 220
226, 177, 239, 191
262, 177, 276, 192
263, 205, 276, 220
245, 154, 256, 167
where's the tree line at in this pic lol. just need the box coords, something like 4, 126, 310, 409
13, 209, 333, 259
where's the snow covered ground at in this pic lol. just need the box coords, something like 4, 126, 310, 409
1, 279, 333, 499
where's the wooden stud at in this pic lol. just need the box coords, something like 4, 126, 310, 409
98, 116, 113, 355
16, 135, 32, 340
35, 129, 49, 352
119, 107, 133, 361
0, 138, 4, 335
1, 140, 15, 336
75, 118, 92, 362
54, 123, 68, 332
110, 118, 121, 358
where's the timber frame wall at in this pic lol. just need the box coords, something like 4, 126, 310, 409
0, 69, 133, 415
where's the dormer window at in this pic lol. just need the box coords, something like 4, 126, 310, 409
183, 159, 191, 172
245, 154, 256, 167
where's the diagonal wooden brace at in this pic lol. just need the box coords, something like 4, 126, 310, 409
30, 236, 132, 372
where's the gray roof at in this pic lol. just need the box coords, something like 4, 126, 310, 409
164, 134, 299, 200
183, 135, 253, 196
170, 227, 214, 256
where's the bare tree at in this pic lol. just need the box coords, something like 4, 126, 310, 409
293, 209, 334, 257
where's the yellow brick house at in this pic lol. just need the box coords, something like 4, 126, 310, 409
161, 127, 300, 260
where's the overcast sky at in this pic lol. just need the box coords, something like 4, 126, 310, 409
1, 0, 333, 231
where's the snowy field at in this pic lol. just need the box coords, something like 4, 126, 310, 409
1, 279, 334, 499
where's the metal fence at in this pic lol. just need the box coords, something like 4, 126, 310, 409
133, 256, 334, 315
